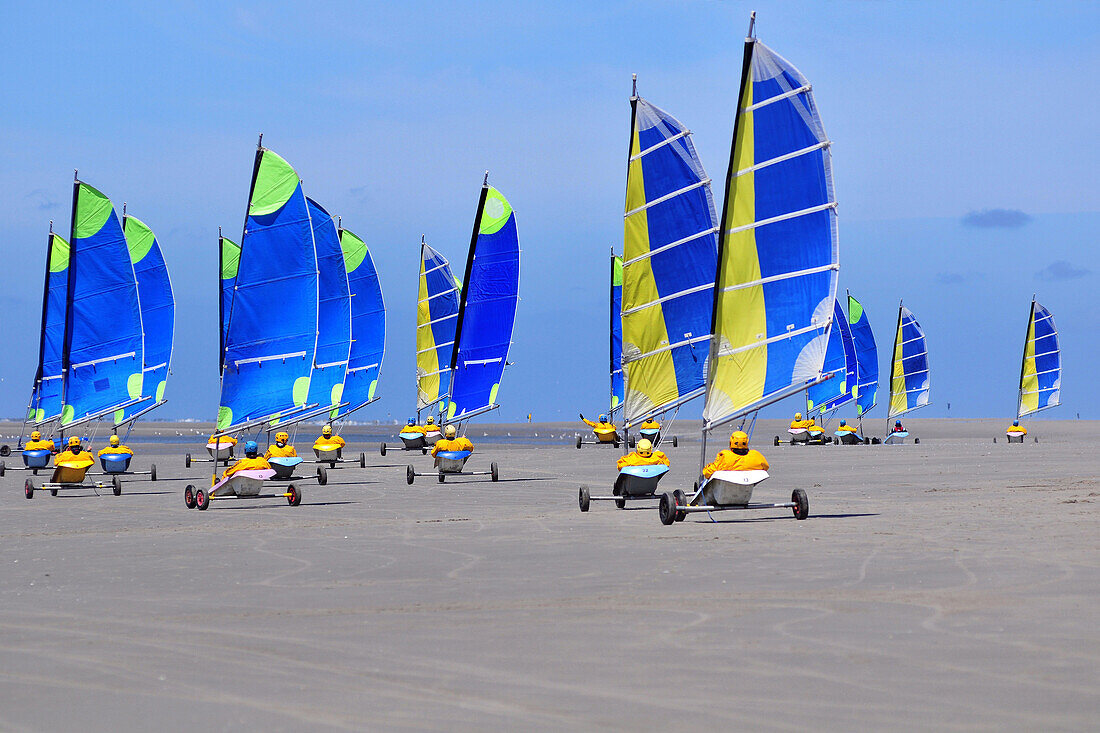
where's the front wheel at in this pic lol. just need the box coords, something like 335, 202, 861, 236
792, 488, 809, 520
575, 435, 582, 449
406, 465, 415, 485
25, 479, 34, 499
491, 462, 499, 482
658, 493, 676, 525
672, 436, 678, 448
196, 488, 210, 510
628, 436, 636, 449
0, 444, 9, 457
112, 477, 122, 496
184, 485, 197, 509
578, 486, 590, 512
288, 484, 302, 506
316, 466, 328, 486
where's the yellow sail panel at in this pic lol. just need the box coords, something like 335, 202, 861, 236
415, 254, 439, 407
1018, 307, 1039, 415
415, 244, 460, 410
888, 314, 908, 417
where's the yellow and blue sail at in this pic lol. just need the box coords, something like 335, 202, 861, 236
887, 305, 930, 418
304, 198, 352, 416
806, 298, 856, 415
1017, 300, 1060, 418
60, 181, 144, 426
416, 242, 460, 411
703, 37, 840, 425
610, 255, 624, 413
446, 184, 520, 420
116, 215, 174, 424
218, 148, 318, 431
339, 227, 385, 416
218, 235, 240, 367
622, 97, 718, 422
847, 293, 878, 416
27, 229, 71, 424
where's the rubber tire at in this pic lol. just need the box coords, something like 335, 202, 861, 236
914, 438, 920, 445
437, 472, 445, 483
421, 448, 428, 455
0, 461, 5, 477
792, 488, 809, 520
317, 466, 328, 486
773, 436, 780, 447
0, 444, 9, 457
288, 484, 302, 506
380, 442, 387, 456
406, 465, 415, 485
112, 477, 122, 496
993, 437, 997, 444
673, 489, 688, 522
613, 440, 620, 449
150, 463, 157, 481
33, 469, 38, 476
185, 453, 191, 468
196, 488, 210, 510
360, 452, 366, 468
578, 486, 590, 512
575, 435, 582, 449
25, 479, 34, 499
672, 436, 678, 448
629, 436, 636, 449
491, 462, 499, 482
223, 458, 230, 467
50, 488, 58, 496
613, 486, 626, 510
658, 493, 676, 525
184, 485, 197, 509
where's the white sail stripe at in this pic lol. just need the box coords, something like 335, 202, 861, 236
622, 282, 713, 316
41, 374, 64, 381
419, 366, 452, 378
1026, 367, 1060, 378
726, 201, 837, 236
1021, 387, 1059, 396
892, 366, 930, 378
71, 351, 138, 369
416, 341, 454, 355
623, 334, 712, 364
1027, 349, 1060, 360
141, 362, 169, 373
421, 261, 451, 277
735, 142, 829, 177
315, 359, 349, 369
717, 321, 828, 359
419, 313, 458, 328
624, 180, 711, 218
232, 351, 307, 367
346, 362, 380, 373
629, 130, 691, 161
463, 357, 502, 366
417, 287, 460, 305
719, 262, 838, 294
743, 84, 812, 113
898, 333, 926, 347
900, 386, 929, 394
623, 227, 719, 267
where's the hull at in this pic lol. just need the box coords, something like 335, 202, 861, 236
211, 468, 275, 497
99, 454, 133, 473
614, 463, 669, 497
703, 469, 769, 506
435, 450, 471, 473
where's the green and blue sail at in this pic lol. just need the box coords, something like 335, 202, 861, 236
445, 184, 520, 421
847, 293, 878, 416
28, 230, 71, 424
305, 197, 352, 417
610, 255, 624, 414
339, 227, 386, 416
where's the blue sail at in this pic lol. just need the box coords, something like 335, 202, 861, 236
417, 243, 460, 412
1018, 300, 1060, 417
304, 198, 352, 416
339, 227, 385, 415
117, 215, 174, 424
218, 148, 318, 431
610, 255, 624, 413
806, 299, 855, 415
887, 304, 930, 418
61, 181, 144, 426
847, 293, 878, 416
446, 184, 520, 420
28, 230, 70, 424
219, 235, 240, 369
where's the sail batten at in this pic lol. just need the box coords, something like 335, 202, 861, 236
1017, 300, 1060, 418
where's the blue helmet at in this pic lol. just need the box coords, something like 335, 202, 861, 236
407, 417, 416, 426
598, 414, 608, 423
839, 419, 846, 426
1013, 420, 1019, 426
895, 420, 902, 427
244, 440, 258, 455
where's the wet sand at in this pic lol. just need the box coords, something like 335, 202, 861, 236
0, 418, 1096, 731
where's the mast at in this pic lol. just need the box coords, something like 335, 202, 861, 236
609, 246, 616, 417
887, 299, 904, 435
58, 171, 80, 436
1017, 296, 1037, 420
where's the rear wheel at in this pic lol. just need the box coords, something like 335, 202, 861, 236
437, 472, 445, 483
613, 485, 626, 510
0, 461, 5, 477
380, 442, 387, 456
50, 488, 58, 496
196, 488, 210, 510
25, 479, 34, 499
658, 493, 676, 525
914, 437, 920, 445
360, 452, 366, 468
316, 466, 328, 486
185, 453, 191, 468
288, 484, 302, 506
184, 485, 197, 509
575, 435, 582, 449
491, 462, 499, 482
406, 465, 415, 485
112, 477, 122, 496
673, 489, 688, 522
150, 463, 157, 481
421, 448, 428, 455
628, 436, 636, 449
792, 488, 809, 520
672, 436, 678, 448
578, 486, 590, 512
773, 436, 780, 447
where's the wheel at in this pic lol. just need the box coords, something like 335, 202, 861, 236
871, 437, 881, 445
1034, 436, 1039, 443
288, 484, 302, 506
185, 453, 191, 468
0, 461, 5, 477
196, 488, 210, 510
406, 465, 415, 485
112, 477, 122, 496
672, 436, 678, 448
864, 437, 871, 445
33, 469, 39, 476
50, 488, 58, 496
578, 486, 590, 512
491, 462, 499, 482
575, 435, 582, 449
360, 452, 366, 468
184, 485, 197, 509
629, 436, 636, 449
993, 437, 997, 444
24, 479, 34, 499
380, 442, 387, 456
421, 448, 428, 455
773, 436, 780, 447
317, 466, 328, 485
792, 488, 809, 520
613, 440, 620, 448
914, 437, 920, 445
0, 444, 9, 457
613, 485, 626, 510
672, 489, 688, 522
223, 458, 229, 466
437, 472, 445, 483
150, 463, 157, 481
658, 493, 676, 525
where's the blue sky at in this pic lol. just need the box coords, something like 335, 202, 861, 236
1, 1, 1097, 424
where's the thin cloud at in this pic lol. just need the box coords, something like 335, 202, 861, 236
935, 271, 984, 285
24, 189, 58, 211
961, 208, 1031, 228
1037, 260, 1090, 282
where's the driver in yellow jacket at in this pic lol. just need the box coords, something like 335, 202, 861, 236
54, 436, 94, 470
789, 412, 814, 430
835, 419, 858, 434
580, 413, 618, 442
431, 425, 474, 457
313, 424, 346, 450
97, 434, 133, 456
24, 430, 56, 452
616, 438, 669, 470
218, 441, 271, 483
702, 431, 769, 479
1007, 420, 1027, 435
265, 431, 297, 459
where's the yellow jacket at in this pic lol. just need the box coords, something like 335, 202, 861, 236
210, 435, 237, 446
617, 450, 669, 470
219, 456, 271, 482
98, 445, 134, 456
640, 419, 660, 431
265, 443, 297, 458
582, 418, 617, 434
836, 424, 858, 433
1007, 425, 1027, 435
314, 435, 346, 450
54, 450, 95, 470
403, 425, 427, 436
25, 439, 55, 451
702, 449, 769, 479
790, 419, 815, 429
432, 436, 474, 456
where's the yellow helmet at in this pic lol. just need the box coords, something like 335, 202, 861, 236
794, 412, 802, 420
68, 436, 81, 448
637, 438, 653, 457
444, 424, 457, 439
730, 431, 749, 450
426, 416, 435, 425
31, 430, 41, 440
276, 432, 289, 443
322, 425, 332, 437
109, 435, 120, 446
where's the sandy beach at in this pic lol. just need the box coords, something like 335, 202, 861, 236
0, 418, 1096, 730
